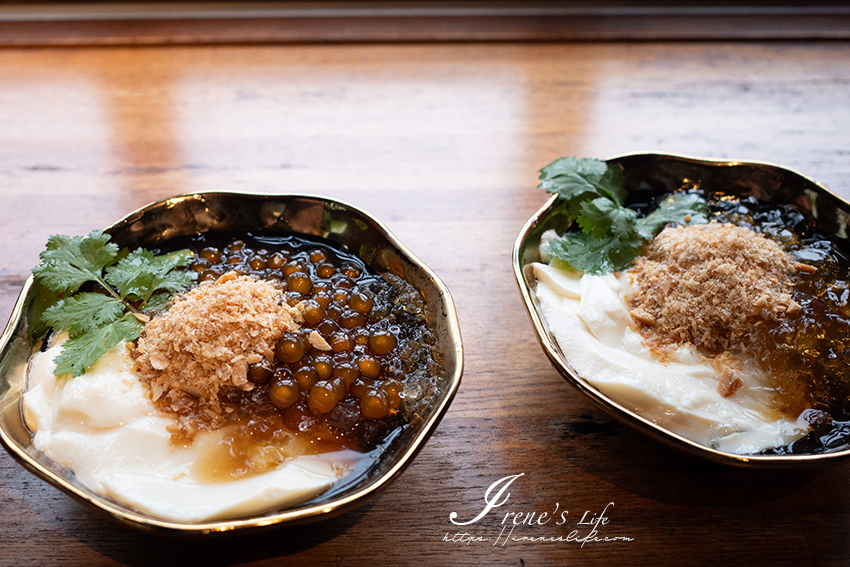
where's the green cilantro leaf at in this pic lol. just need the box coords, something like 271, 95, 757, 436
636, 192, 710, 240
143, 291, 174, 314
42, 293, 125, 338
105, 248, 194, 305
154, 269, 196, 297
547, 230, 644, 276
539, 156, 628, 216
102, 248, 153, 300
539, 156, 709, 274
577, 197, 638, 238
53, 314, 143, 377
32, 231, 197, 377
32, 230, 119, 295
596, 161, 627, 205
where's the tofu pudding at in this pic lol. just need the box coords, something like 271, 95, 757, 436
534, 202, 850, 455
23, 232, 440, 522
23, 337, 358, 523
533, 262, 808, 454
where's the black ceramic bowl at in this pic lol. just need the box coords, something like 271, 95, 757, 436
0, 192, 463, 534
514, 153, 850, 467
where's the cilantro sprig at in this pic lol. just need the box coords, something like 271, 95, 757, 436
32, 230, 196, 377
539, 156, 708, 274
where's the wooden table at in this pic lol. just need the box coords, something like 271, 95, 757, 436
0, 41, 849, 566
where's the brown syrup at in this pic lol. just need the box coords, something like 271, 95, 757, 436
158, 232, 438, 479
708, 195, 850, 454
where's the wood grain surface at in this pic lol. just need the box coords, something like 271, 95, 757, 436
0, 41, 849, 566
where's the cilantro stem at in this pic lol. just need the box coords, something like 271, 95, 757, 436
93, 274, 142, 314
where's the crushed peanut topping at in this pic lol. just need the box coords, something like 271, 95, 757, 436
308, 330, 332, 351
711, 353, 745, 398
132, 272, 297, 427
629, 222, 801, 355
628, 222, 806, 398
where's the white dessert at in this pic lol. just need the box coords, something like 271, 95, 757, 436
22, 336, 362, 523
533, 261, 809, 454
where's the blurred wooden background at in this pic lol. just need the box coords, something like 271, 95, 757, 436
0, 1, 849, 44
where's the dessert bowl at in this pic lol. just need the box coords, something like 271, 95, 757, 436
0, 192, 463, 534
513, 152, 850, 467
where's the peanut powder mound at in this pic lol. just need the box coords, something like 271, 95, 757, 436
628, 222, 801, 354
132, 272, 297, 433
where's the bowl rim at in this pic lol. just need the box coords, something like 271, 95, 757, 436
513, 151, 850, 467
0, 190, 464, 534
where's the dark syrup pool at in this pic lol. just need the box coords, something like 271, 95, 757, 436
152, 231, 440, 477
629, 190, 850, 455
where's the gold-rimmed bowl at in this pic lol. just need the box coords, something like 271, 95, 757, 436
0, 192, 463, 534
513, 152, 850, 467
